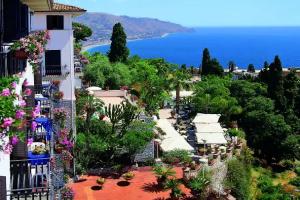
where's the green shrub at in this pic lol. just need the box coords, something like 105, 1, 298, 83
162, 150, 192, 165
225, 159, 251, 200
294, 167, 300, 176
257, 175, 292, 200
279, 160, 295, 170
289, 177, 300, 187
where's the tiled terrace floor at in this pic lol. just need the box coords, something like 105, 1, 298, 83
70, 167, 192, 200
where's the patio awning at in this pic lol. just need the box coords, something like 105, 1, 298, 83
160, 136, 194, 152
193, 113, 221, 124
195, 123, 224, 133
156, 119, 194, 152
196, 132, 227, 144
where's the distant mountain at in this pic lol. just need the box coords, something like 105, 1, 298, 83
75, 12, 191, 45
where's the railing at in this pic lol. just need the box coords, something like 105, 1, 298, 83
8, 159, 50, 199
44, 67, 62, 76
0, 43, 26, 76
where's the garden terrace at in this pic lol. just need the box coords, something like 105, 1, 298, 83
69, 167, 191, 200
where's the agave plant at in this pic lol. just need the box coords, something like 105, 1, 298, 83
164, 179, 183, 200
153, 165, 176, 187
188, 176, 210, 197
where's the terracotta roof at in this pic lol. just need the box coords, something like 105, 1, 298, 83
51, 3, 86, 12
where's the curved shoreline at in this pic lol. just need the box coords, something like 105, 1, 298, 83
82, 33, 170, 52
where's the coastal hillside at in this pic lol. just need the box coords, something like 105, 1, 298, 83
75, 12, 191, 45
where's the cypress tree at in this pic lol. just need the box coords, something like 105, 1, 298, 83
201, 48, 211, 75
258, 61, 269, 83
108, 23, 129, 63
228, 61, 236, 72
247, 64, 255, 73
268, 56, 286, 111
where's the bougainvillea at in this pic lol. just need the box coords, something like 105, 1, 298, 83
11, 30, 50, 70
0, 78, 41, 154
61, 186, 75, 200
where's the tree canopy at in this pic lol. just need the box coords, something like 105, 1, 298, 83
72, 22, 92, 42
201, 48, 224, 76
108, 23, 130, 63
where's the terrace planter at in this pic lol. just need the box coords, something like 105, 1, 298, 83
14, 49, 28, 60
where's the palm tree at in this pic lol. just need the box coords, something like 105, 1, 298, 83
168, 69, 192, 113
76, 93, 104, 132
164, 179, 183, 200
153, 165, 176, 187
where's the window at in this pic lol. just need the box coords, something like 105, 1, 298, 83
45, 50, 61, 75
47, 15, 64, 30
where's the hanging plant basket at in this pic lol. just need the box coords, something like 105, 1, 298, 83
14, 49, 28, 60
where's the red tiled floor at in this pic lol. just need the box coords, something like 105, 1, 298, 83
70, 167, 191, 200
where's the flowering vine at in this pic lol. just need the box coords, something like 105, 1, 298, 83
11, 30, 50, 70
0, 78, 39, 154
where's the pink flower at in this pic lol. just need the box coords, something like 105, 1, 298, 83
2, 118, 14, 128
31, 121, 38, 131
23, 79, 29, 87
11, 135, 19, 145
34, 105, 41, 113
11, 82, 17, 89
19, 100, 26, 107
3, 143, 13, 154
27, 138, 34, 146
1, 88, 11, 96
15, 110, 26, 119
24, 88, 32, 96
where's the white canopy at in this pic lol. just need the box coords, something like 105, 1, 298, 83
171, 91, 194, 99
160, 137, 194, 152
193, 113, 221, 124
156, 119, 194, 152
195, 123, 224, 133
196, 132, 227, 144
86, 86, 102, 91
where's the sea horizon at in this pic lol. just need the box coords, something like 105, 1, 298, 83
88, 27, 300, 69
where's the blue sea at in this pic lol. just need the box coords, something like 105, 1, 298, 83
88, 27, 300, 69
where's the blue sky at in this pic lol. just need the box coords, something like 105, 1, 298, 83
58, 0, 300, 27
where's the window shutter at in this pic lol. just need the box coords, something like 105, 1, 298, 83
0, 176, 6, 200
45, 50, 61, 75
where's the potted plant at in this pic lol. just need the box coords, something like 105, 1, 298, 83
199, 148, 206, 156
122, 172, 135, 182
96, 177, 105, 188
164, 179, 183, 200
53, 91, 64, 101
153, 165, 176, 188
52, 80, 61, 87
14, 49, 28, 59
53, 108, 68, 127
62, 150, 73, 169
61, 186, 74, 200
188, 176, 210, 198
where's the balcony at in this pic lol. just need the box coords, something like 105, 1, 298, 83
8, 158, 50, 199
0, 43, 27, 77
42, 65, 69, 81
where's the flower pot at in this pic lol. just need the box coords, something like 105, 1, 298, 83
55, 146, 64, 154
14, 50, 28, 60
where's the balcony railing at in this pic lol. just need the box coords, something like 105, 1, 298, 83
8, 158, 50, 199
0, 43, 26, 77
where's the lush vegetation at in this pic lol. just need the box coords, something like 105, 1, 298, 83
75, 90, 154, 169
192, 56, 300, 164
225, 148, 253, 200
73, 22, 93, 42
